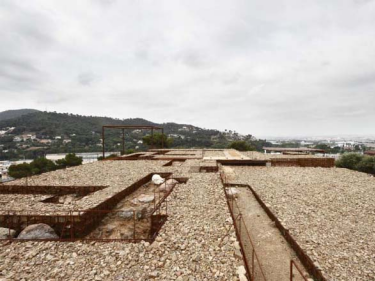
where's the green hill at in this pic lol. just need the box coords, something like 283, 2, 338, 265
0, 110, 256, 160
0, 109, 40, 121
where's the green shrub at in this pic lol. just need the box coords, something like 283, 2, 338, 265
30, 157, 57, 174
120, 149, 135, 156
56, 153, 83, 168
142, 133, 173, 148
8, 163, 33, 179
355, 155, 375, 174
98, 154, 118, 160
335, 153, 363, 170
228, 141, 255, 151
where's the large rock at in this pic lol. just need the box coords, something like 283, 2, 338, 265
151, 174, 165, 185
130, 198, 139, 205
158, 179, 179, 192
138, 194, 155, 203
118, 209, 135, 219
237, 266, 247, 281
226, 188, 239, 199
18, 223, 59, 240
0, 227, 16, 239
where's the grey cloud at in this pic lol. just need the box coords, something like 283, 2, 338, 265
78, 72, 97, 86
0, 57, 42, 91
329, 70, 375, 88
1, 0, 375, 137
91, 0, 117, 6
174, 49, 212, 68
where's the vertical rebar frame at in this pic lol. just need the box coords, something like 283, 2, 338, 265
101, 125, 164, 158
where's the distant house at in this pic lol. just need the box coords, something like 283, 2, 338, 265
178, 126, 190, 132
300, 141, 313, 146
26, 147, 45, 151
169, 134, 185, 139
63, 139, 72, 144
0, 127, 15, 136
364, 151, 375, 156
13, 136, 22, 142
335, 141, 356, 150
39, 139, 52, 144
21, 134, 36, 141
362, 143, 375, 149
55, 136, 62, 140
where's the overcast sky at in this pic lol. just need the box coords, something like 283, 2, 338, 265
0, 0, 374, 137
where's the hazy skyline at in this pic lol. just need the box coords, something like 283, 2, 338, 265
1, 0, 375, 137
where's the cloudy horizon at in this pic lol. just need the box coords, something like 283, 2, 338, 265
1, 0, 374, 137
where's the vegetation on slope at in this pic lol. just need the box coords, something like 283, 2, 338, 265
0, 111, 255, 160
228, 140, 255, 151
0, 109, 40, 121
336, 153, 375, 174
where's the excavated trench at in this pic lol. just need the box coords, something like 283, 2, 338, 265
222, 166, 310, 281
86, 179, 178, 240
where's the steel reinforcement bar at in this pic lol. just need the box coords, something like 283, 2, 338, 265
0, 209, 167, 242
0, 173, 182, 242
219, 165, 324, 281
0, 185, 107, 196
219, 165, 309, 281
243, 184, 326, 281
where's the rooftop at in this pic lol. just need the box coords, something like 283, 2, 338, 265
0, 148, 372, 280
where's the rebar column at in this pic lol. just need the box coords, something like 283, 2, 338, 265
122, 128, 125, 155
151, 128, 154, 149
102, 126, 105, 158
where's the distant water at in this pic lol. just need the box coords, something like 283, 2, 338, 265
46, 152, 120, 163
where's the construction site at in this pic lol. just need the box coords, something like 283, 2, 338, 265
0, 137, 374, 280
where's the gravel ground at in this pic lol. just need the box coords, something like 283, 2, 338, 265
231, 166, 375, 280
241, 151, 321, 160
1, 160, 171, 213
0, 173, 243, 281
203, 150, 226, 158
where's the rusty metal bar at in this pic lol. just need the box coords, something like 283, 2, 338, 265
290, 260, 308, 281
220, 169, 267, 281
133, 210, 136, 240
0, 185, 107, 195
151, 127, 154, 149
252, 249, 255, 281
122, 128, 125, 155
290, 260, 293, 281
102, 126, 105, 159
0, 173, 178, 243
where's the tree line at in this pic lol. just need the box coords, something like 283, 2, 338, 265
336, 153, 375, 174
8, 153, 83, 179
